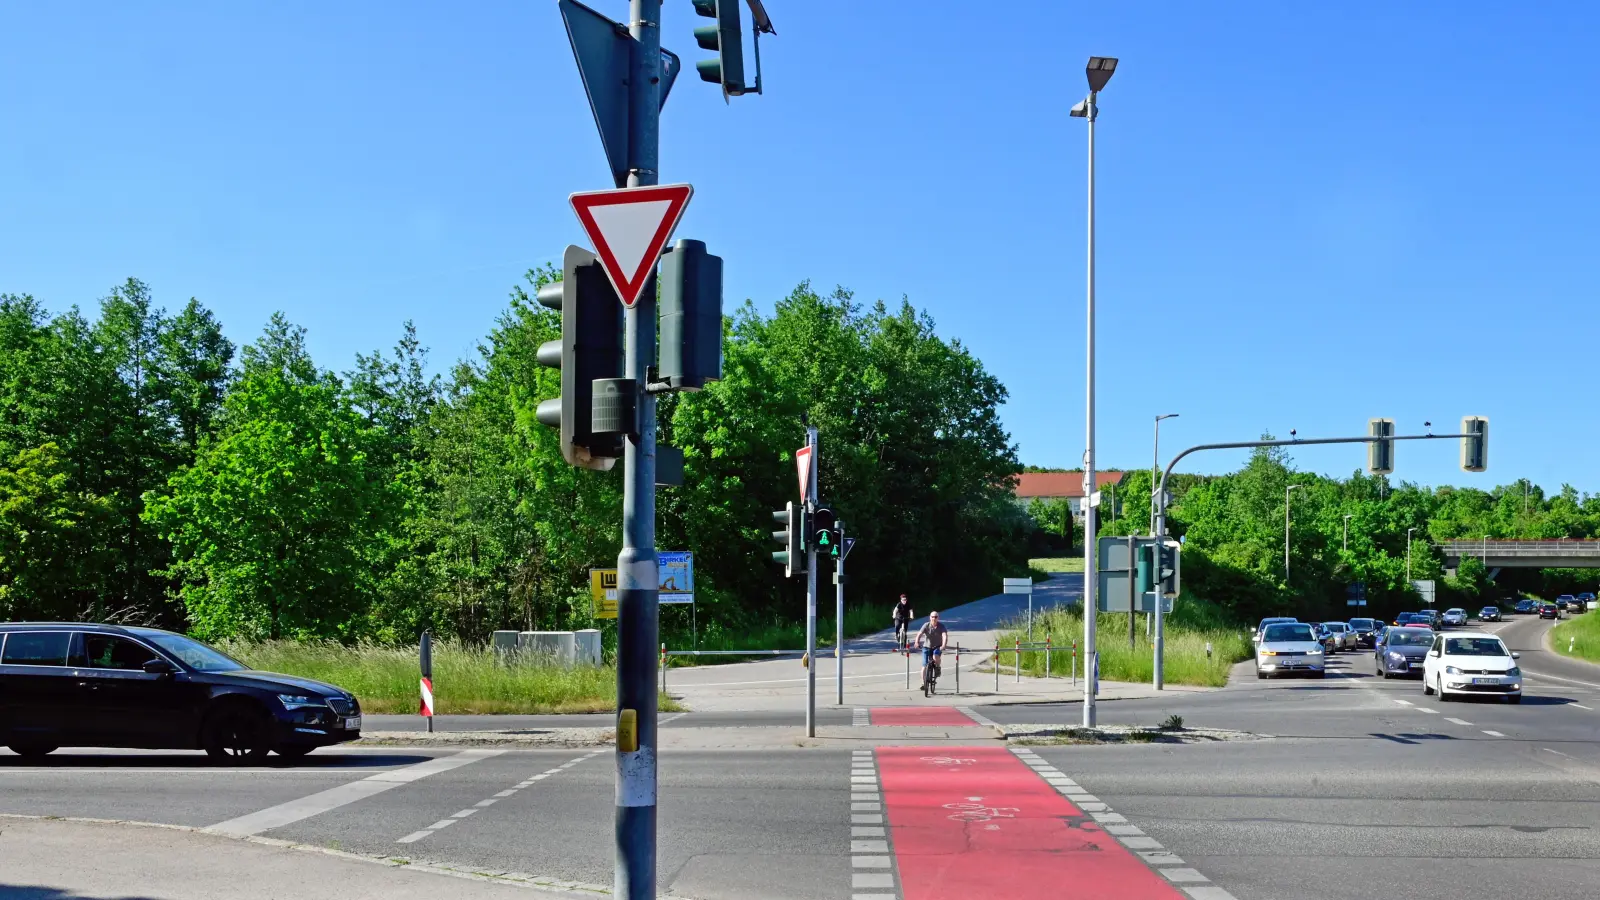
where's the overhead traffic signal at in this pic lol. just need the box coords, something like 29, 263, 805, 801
692, 0, 747, 96
1461, 416, 1488, 472
811, 506, 839, 558
536, 246, 625, 471
658, 239, 724, 391
1367, 418, 1395, 475
772, 501, 806, 578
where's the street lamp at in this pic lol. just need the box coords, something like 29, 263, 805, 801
1285, 485, 1306, 582
1151, 413, 1179, 534
1072, 54, 1117, 729
1343, 514, 1354, 552
1406, 527, 1417, 584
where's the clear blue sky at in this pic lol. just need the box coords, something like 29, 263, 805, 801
3, 2, 1596, 492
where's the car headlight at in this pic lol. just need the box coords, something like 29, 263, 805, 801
1506, 666, 1521, 677
1308, 647, 1323, 655
278, 694, 327, 710
1444, 666, 1462, 675
1387, 651, 1405, 660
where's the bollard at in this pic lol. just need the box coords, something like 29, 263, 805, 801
954, 645, 960, 695
1046, 636, 1052, 680
906, 645, 911, 690
420, 630, 434, 733
1072, 640, 1078, 685
1015, 638, 1022, 683
995, 644, 1000, 692
660, 643, 667, 695
1206, 641, 1213, 659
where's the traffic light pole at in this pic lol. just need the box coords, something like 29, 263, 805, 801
615, 2, 661, 898
1081, 88, 1100, 729
835, 519, 845, 706
805, 426, 819, 738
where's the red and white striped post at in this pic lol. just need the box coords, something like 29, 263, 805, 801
419, 630, 434, 733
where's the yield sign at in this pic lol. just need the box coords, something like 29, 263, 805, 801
570, 184, 693, 308
795, 445, 813, 501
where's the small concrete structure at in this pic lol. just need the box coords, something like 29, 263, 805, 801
491, 630, 520, 656
574, 629, 603, 665
518, 631, 577, 664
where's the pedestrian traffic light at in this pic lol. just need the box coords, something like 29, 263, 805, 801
1368, 418, 1395, 475
1461, 416, 1488, 473
772, 501, 806, 578
811, 506, 839, 558
658, 239, 723, 391
692, 0, 747, 96
536, 245, 625, 471
1158, 540, 1181, 598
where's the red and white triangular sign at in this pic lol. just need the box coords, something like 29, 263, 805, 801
569, 184, 693, 308
795, 445, 813, 501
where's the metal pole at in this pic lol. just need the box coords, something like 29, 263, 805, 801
805, 426, 818, 737
1343, 515, 1350, 552
1082, 87, 1099, 729
954, 645, 960, 694
1407, 528, 1415, 584
1285, 486, 1292, 582
420, 630, 433, 733
1127, 534, 1136, 648
1155, 501, 1166, 690
615, 3, 661, 896
835, 520, 845, 706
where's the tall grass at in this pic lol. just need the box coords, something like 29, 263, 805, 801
1029, 557, 1085, 573
219, 639, 680, 715
1553, 613, 1600, 665
997, 607, 1252, 687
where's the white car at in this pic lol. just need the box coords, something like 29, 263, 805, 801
1422, 633, 1522, 703
1255, 622, 1326, 679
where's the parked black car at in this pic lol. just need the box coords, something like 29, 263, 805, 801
1, 623, 361, 762
1514, 599, 1537, 614
1478, 606, 1502, 622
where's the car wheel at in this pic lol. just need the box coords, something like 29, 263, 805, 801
1437, 677, 1454, 701
7, 742, 58, 761
1424, 676, 1435, 696
1256, 669, 1266, 680
202, 703, 273, 763
1507, 694, 1523, 705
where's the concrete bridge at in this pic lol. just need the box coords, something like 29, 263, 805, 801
1440, 539, 1600, 570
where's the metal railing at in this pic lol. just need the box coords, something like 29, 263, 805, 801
1440, 540, 1600, 555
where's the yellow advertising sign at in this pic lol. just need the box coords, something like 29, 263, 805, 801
590, 568, 619, 619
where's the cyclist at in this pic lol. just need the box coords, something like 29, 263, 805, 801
914, 611, 950, 695
891, 594, 914, 648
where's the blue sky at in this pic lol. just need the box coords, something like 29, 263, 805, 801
2, 2, 1596, 491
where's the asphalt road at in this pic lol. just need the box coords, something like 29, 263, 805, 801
4, 612, 1598, 900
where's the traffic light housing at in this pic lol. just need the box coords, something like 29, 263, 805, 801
1135, 544, 1154, 594
658, 239, 724, 391
811, 506, 839, 558
536, 245, 625, 471
1461, 416, 1488, 472
1368, 418, 1395, 475
692, 0, 747, 96
772, 501, 806, 578
1158, 540, 1180, 598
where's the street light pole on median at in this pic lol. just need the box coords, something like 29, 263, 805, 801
1072, 55, 1117, 728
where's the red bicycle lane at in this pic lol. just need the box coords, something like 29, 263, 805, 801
868, 707, 981, 727
876, 746, 1186, 900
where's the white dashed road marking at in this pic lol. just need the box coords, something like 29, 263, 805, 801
1483, 730, 1506, 738
1445, 717, 1473, 726
850, 749, 896, 900
206, 750, 504, 838
852, 708, 869, 727
1573, 704, 1594, 711
1009, 747, 1240, 899
395, 749, 603, 844
1416, 707, 1440, 714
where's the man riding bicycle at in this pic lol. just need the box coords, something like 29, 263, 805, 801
914, 611, 949, 695
891, 594, 914, 648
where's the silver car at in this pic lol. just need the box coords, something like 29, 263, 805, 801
1321, 621, 1357, 652
1255, 622, 1327, 679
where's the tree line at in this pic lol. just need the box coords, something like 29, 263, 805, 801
0, 276, 1027, 644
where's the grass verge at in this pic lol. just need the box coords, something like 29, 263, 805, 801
1553, 612, 1600, 665
1029, 557, 1085, 574
220, 639, 682, 714
665, 605, 889, 666
996, 607, 1251, 687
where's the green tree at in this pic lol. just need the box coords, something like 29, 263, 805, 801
0, 443, 114, 620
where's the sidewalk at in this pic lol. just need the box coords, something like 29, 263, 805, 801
0, 816, 595, 899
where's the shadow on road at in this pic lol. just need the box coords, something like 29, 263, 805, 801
0, 752, 431, 769
1371, 732, 1458, 744
0, 887, 162, 900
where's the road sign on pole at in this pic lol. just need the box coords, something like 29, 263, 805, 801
795, 444, 813, 501
570, 184, 693, 307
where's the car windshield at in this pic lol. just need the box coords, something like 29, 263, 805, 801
1350, 619, 1375, 629
1445, 637, 1509, 657
1323, 623, 1347, 631
1263, 624, 1314, 642
1387, 630, 1433, 646
142, 633, 245, 672
1446, 609, 1464, 615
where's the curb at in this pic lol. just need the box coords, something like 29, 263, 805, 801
355, 730, 611, 748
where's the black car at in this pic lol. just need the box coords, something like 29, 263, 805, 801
1348, 617, 1380, 648
1478, 606, 1502, 622
1375, 626, 1434, 678
0, 623, 360, 762
1539, 603, 1560, 620
1514, 599, 1537, 614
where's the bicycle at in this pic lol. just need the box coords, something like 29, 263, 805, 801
894, 619, 909, 650
921, 653, 942, 697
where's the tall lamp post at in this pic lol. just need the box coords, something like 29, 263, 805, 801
1071, 54, 1117, 729
1151, 413, 1179, 533
1343, 514, 1354, 552
1406, 527, 1417, 584
1285, 485, 1305, 582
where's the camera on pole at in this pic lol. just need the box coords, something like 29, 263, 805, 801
535, 246, 625, 471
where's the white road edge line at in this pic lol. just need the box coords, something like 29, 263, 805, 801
1573, 704, 1595, 711
393, 748, 603, 845
205, 750, 505, 837
1483, 730, 1506, 737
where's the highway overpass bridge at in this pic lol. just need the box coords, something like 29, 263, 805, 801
1440, 539, 1600, 571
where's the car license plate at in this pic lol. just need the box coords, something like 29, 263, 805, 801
345, 716, 362, 730
1471, 678, 1497, 685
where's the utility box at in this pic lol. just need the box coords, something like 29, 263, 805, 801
518, 631, 577, 664
491, 630, 520, 656
574, 629, 603, 665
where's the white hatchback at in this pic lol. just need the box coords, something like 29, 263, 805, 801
1422, 634, 1522, 703
1255, 622, 1326, 679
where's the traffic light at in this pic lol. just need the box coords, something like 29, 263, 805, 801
535, 246, 625, 471
772, 501, 806, 578
811, 506, 839, 558
1158, 540, 1181, 598
1461, 416, 1488, 472
658, 239, 724, 391
1368, 418, 1395, 475
692, 0, 747, 96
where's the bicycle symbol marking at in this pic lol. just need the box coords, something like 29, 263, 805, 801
920, 756, 976, 766
943, 797, 1020, 823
